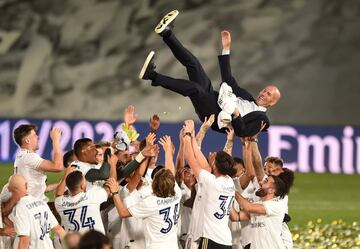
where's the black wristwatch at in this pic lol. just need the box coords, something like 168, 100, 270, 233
111, 191, 119, 197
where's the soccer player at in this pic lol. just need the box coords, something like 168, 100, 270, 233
250, 140, 295, 249
107, 135, 182, 249
54, 166, 118, 234
13, 124, 63, 201
0, 185, 16, 249
231, 175, 287, 249
183, 119, 236, 249
7, 174, 65, 249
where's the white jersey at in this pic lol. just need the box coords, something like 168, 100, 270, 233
126, 184, 182, 249
179, 183, 192, 237
186, 182, 202, 246
71, 160, 104, 189
118, 185, 145, 249
230, 178, 242, 249
240, 179, 261, 247
197, 170, 235, 246
1, 184, 13, 249
14, 149, 47, 201
250, 197, 286, 249
55, 186, 108, 234
9, 195, 58, 249
279, 195, 293, 249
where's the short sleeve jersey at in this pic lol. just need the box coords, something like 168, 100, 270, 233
14, 149, 47, 201
55, 186, 108, 234
10, 195, 58, 249
197, 169, 235, 246
127, 184, 182, 249
71, 160, 104, 189
249, 197, 286, 249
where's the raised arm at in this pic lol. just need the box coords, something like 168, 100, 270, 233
249, 122, 267, 181
239, 139, 255, 189
106, 178, 132, 218
124, 105, 138, 129
38, 128, 64, 172
251, 141, 265, 181
183, 120, 202, 177
117, 145, 157, 179
55, 166, 75, 197
175, 128, 185, 184
126, 158, 150, 193
191, 136, 212, 172
159, 135, 176, 176
223, 126, 235, 155
196, 114, 215, 148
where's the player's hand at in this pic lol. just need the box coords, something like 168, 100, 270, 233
124, 105, 138, 126
251, 121, 267, 139
141, 144, 159, 158
107, 154, 118, 168
50, 127, 62, 142
221, 30, 231, 51
0, 227, 16, 237
149, 114, 160, 133
183, 120, 195, 134
201, 114, 215, 131
146, 132, 156, 146
106, 178, 119, 193
159, 135, 173, 154
225, 125, 235, 141
64, 165, 75, 176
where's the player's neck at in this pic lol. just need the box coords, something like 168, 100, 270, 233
261, 194, 275, 202
21, 145, 35, 153
70, 189, 84, 196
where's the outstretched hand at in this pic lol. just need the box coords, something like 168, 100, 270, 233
146, 132, 156, 146
221, 30, 231, 51
201, 114, 215, 131
106, 178, 119, 193
124, 105, 138, 126
183, 120, 195, 134
225, 125, 235, 141
159, 135, 173, 154
251, 121, 267, 139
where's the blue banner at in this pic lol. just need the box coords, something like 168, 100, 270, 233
0, 118, 359, 174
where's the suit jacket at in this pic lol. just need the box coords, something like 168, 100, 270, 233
216, 54, 270, 137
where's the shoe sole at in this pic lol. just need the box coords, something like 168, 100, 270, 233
139, 51, 155, 79
155, 10, 179, 34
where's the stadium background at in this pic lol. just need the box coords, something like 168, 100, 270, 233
1, 0, 360, 248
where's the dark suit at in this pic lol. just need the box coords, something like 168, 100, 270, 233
151, 31, 269, 137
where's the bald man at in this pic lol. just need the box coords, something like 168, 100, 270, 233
140, 11, 280, 137
7, 174, 64, 249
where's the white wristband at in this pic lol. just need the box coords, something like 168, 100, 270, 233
135, 152, 145, 163
222, 49, 230, 55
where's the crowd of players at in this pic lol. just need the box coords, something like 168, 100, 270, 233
0, 105, 294, 249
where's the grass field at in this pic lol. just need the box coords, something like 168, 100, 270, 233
1, 163, 359, 227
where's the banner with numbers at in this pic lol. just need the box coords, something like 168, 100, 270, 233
0, 118, 359, 174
